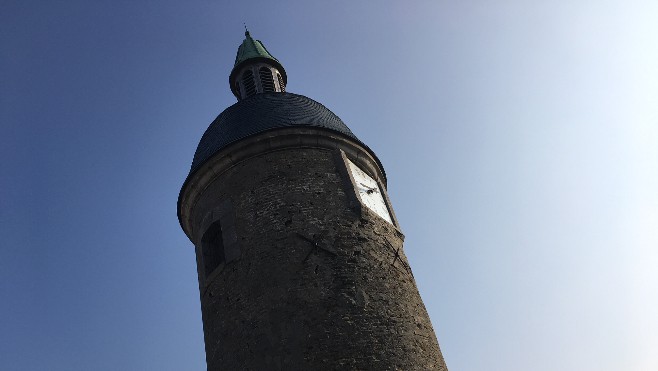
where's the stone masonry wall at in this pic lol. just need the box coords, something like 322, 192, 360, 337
190, 147, 448, 370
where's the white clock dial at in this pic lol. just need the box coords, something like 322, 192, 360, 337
346, 158, 393, 224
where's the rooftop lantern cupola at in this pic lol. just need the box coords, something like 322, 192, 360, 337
229, 30, 287, 100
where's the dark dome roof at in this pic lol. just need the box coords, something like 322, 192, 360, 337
188, 93, 364, 175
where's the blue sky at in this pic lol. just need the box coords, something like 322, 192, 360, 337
2, 1, 657, 370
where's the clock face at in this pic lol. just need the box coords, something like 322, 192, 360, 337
346, 158, 393, 224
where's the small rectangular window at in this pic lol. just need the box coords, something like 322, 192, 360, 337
202, 221, 225, 277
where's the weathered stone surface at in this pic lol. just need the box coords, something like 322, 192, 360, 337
184, 143, 448, 371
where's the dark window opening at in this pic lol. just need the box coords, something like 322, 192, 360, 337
201, 221, 225, 278
242, 70, 256, 97
277, 72, 285, 92
259, 67, 275, 92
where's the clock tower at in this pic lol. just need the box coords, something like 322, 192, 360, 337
178, 30, 449, 370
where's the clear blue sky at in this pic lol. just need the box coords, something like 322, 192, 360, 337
2, 1, 657, 370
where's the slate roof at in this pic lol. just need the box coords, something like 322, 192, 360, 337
187, 92, 377, 179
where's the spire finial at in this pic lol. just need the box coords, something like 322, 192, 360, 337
244, 23, 249, 37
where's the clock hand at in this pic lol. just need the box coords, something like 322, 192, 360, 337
358, 183, 378, 194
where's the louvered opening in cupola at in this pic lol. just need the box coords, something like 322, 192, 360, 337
242, 69, 257, 97
277, 72, 285, 92
259, 67, 276, 92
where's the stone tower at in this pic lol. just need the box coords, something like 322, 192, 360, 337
178, 31, 448, 370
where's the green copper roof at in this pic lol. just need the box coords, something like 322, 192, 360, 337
233, 31, 280, 67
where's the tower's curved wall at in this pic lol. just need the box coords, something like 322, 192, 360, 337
182, 132, 447, 370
